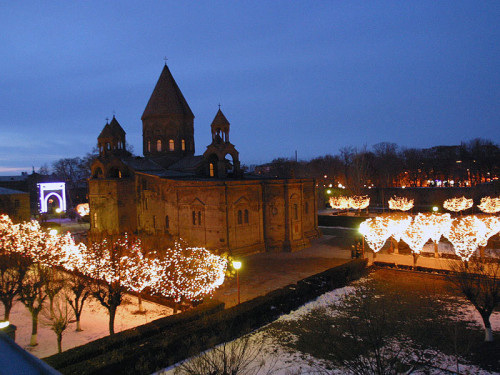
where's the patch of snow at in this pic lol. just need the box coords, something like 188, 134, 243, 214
1, 294, 172, 358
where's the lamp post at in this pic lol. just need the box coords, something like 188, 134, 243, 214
232, 260, 242, 304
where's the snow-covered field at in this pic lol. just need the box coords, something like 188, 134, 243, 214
1, 294, 173, 358
158, 279, 500, 375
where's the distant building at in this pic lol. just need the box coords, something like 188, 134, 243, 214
0, 187, 30, 222
89, 65, 319, 256
0, 172, 66, 216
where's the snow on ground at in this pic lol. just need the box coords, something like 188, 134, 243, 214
1, 294, 173, 358
156, 279, 500, 375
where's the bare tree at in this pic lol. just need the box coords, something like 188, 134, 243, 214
0, 253, 29, 320
42, 293, 74, 353
65, 272, 91, 331
18, 263, 49, 346
448, 254, 500, 342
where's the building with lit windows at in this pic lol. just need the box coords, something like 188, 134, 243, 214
89, 65, 319, 256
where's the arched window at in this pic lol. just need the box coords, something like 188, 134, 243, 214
209, 163, 215, 177
237, 210, 242, 225
293, 204, 298, 220
147, 140, 151, 152
192, 211, 196, 225
157, 140, 162, 152
106, 143, 110, 150
165, 215, 169, 229
182, 139, 186, 151
198, 211, 202, 226
169, 139, 175, 151
244, 209, 249, 224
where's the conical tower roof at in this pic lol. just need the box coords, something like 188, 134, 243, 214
98, 123, 112, 139
141, 65, 194, 120
108, 115, 126, 136
211, 109, 230, 128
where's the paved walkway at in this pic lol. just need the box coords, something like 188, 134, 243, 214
212, 235, 352, 308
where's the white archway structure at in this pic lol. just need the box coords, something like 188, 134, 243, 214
38, 182, 67, 213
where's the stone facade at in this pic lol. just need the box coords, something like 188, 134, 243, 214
89, 65, 319, 256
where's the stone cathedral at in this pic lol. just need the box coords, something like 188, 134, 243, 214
89, 65, 319, 256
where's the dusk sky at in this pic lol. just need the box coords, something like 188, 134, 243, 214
1, 1, 499, 175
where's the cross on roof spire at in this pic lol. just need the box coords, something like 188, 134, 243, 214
218, 103, 221, 110
164, 56, 168, 65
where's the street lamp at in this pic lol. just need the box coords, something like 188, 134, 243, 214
432, 206, 439, 213
232, 260, 242, 304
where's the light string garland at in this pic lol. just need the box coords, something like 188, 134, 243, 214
0, 215, 228, 304
443, 196, 473, 213
388, 196, 414, 211
477, 196, 500, 214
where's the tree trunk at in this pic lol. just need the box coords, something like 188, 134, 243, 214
137, 295, 144, 313
57, 333, 62, 353
30, 316, 38, 346
3, 302, 12, 321
481, 314, 493, 342
109, 306, 116, 335
76, 318, 82, 332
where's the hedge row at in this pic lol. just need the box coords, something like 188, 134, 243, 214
45, 259, 367, 375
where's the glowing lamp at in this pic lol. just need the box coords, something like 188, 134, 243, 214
0, 321, 9, 329
49, 229, 58, 236
432, 206, 439, 212
232, 261, 242, 270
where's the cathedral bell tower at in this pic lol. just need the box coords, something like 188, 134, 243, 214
141, 64, 195, 168
203, 109, 241, 178
97, 115, 127, 157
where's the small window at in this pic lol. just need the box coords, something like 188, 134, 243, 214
192, 211, 196, 225
157, 140, 162, 152
169, 139, 175, 151
165, 215, 169, 229
244, 209, 249, 224
93, 212, 97, 228
209, 163, 215, 177
198, 211, 202, 226
147, 140, 151, 152
182, 139, 186, 151
237, 210, 242, 225
106, 143, 110, 150
153, 215, 156, 228
294, 204, 298, 220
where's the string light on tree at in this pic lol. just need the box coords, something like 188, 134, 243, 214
359, 217, 391, 253
443, 216, 487, 261
477, 196, 500, 214
443, 196, 473, 213
349, 195, 370, 210
388, 196, 414, 211
329, 196, 350, 210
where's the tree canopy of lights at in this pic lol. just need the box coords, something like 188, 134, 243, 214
329, 196, 350, 210
443, 216, 488, 261
388, 196, 414, 211
400, 221, 430, 254
384, 212, 412, 242
414, 213, 452, 243
349, 195, 370, 210
76, 203, 90, 217
477, 196, 500, 214
359, 217, 391, 252
475, 216, 500, 247
443, 196, 473, 213
0, 215, 228, 305
150, 240, 227, 303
